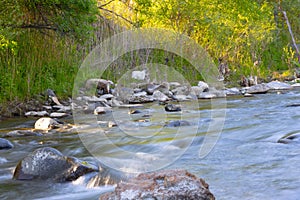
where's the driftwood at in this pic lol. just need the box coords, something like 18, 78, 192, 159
282, 11, 300, 63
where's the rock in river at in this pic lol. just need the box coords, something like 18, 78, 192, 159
13, 147, 98, 182
278, 133, 300, 144
0, 138, 14, 150
266, 81, 292, 90
100, 169, 215, 200
34, 117, 60, 130
245, 83, 270, 94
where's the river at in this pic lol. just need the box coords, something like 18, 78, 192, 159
1, 89, 300, 200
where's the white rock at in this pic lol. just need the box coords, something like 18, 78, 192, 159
291, 83, 300, 87
25, 111, 49, 117
266, 81, 292, 90
132, 70, 146, 80
197, 81, 209, 91
94, 107, 112, 115
100, 94, 114, 100
225, 88, 241, 96
34, 117, 59, 130
173, 95, 188, 101
50, 112, 68, 118
153, 90, 169, 102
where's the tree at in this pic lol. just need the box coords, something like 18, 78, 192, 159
0, 0, 99, 40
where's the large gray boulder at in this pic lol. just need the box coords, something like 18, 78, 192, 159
266, 81, 292, 90
244, 83, 270, 94
100, 169, 215, 200
13, 147, 98, 182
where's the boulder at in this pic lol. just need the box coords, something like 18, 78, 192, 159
34, 117, 60, 130
198, 88, 226, 99
13, 147, 98, 182
100, 169, 215, 200
225, 88, 242, 96
266, 81, 292, 90
245, 83, 270, 94
0, 138, 14, 150
172, 86, 190, 96
197, 81, 209, 92
153, 90, 169, 102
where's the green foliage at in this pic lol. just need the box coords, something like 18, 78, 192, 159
0, 0, 100, 103
0, 0, 99, 40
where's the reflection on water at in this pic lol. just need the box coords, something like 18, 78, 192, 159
1, 89, 300, 199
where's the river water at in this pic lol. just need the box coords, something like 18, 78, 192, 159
0, 89, 300, 200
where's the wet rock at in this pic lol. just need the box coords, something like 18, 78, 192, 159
244, 93, 254, 97
278, 133, 300, 144
108, 121, 117, 127
165, 120, 191, 127
128, 109, 142, 114
5, 130, 43, 137
49, 112, 68, 118
245, 83, 270, 94
266, 81, 292, 90
34, 117, 60, 130
172, 95, 190, 101
13, 147, 98, 182
132, 70, 146, 80
198, 88, 226, 99
225, 88, 242, 96
25, 111, 49, 117
153, 90, 169, 102
291, 83, 300, 87
165, 104, 181, 112
100, 169, 215, 200
0, 138, 14, 150
94, 107, 112, 115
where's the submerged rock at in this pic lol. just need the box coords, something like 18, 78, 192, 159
165, 104, 181, 112
100, 169, 215, 200
278, 133, 300, 144
13, 147, 98, 182
0, 138, 14, 150
5, 130, 43, 137
165, 120, 191, 127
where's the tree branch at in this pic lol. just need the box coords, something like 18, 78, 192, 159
98, 0, 116, 8
282, 11, 300, 63
99, 7, 134, 25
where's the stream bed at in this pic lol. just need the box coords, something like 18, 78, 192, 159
1, 89, 300, 200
